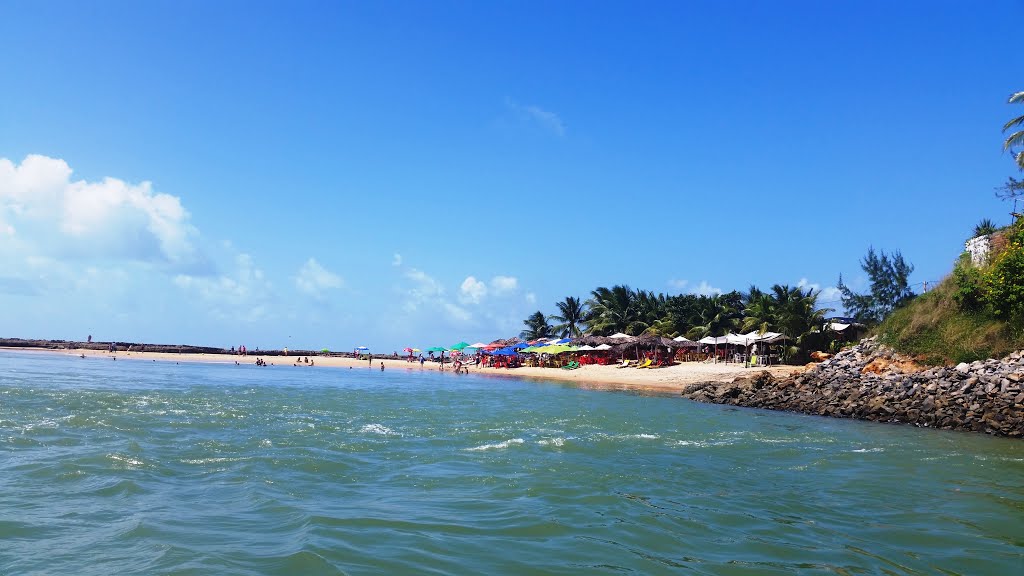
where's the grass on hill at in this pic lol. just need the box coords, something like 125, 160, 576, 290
875, 276, 1024, 366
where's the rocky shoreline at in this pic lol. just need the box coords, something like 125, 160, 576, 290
682, 338, 1024, 438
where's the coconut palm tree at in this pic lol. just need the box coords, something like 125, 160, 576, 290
520, 311, 553, 340
550, 296, 587, 338
585, 285, 635, 335
1005, 91, 1024, 170
741, 285, 777, 334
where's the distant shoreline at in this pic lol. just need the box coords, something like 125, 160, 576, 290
0, 345, 800, 394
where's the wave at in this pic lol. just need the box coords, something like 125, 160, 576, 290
465, 438, 525, 451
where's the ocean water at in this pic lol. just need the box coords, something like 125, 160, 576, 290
1, 351, 1022, 575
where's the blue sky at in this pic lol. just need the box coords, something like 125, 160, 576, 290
1, 0, 1021, 352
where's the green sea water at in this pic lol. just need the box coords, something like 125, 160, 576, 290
1, 350, 1022, 575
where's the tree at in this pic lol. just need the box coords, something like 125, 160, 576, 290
837, 248, 915, 325
741, 286, 776, 334
520, 311, 553, 340
550, 296, 587, 338
995, 176, 1024, 201
585, 285, 635, 335
1004, 91, 1024, 171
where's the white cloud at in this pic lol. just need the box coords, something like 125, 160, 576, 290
392, 253, 402, 266
506, 99, 566, 136
525, 292, 536, 305
669, 278, 721, 296
295, 258, 343, 296
668, 279, 689, 290
690, 281, 723, 296
402, 268, 446, 312
175, 253, 272, 322
459, 275, 487, 304
0, 155, 199, 265
490, 275, 518, 294
797, 278, 842, 306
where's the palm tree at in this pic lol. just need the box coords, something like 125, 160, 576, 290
629, 290, 667, 335
520, 311, 553, 340
585, 285, 635, 335
550, 296, 587, 338
1004, 91, 1024, 170
685, 294, 741, 339
741, 286, 777, 334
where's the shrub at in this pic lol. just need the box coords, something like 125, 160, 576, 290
981, 219, 1024, 321
952, 255, 985, 312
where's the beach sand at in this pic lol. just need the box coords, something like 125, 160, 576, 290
5, 347, 804, 394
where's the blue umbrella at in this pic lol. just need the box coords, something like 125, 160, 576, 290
555, 338, 571, 344
512, 342, 530, 350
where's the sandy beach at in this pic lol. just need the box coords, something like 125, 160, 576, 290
4, 346, 803, 394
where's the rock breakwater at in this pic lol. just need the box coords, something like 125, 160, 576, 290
682, 338, 1024, 438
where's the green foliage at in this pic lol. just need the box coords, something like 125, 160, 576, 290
981, 220, 1024, 322
520, 311, 553, 340
951, 255, 985, 312
549, 296, 587, 338
1005, 90, 1024, 171
877, 278, 1024, 365
973, 218, 997, 238
528, 283, 831, 362
837, 248, 915, 325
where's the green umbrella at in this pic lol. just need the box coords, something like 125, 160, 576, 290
537, 345, 576, 355
449, 341, 470, 350
425, 346, 448, 352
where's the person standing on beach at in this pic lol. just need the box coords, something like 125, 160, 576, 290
368, 353, 372, 367
380, 362, 384, 371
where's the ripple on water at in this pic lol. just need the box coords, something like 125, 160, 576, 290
1, 350, 1022, 575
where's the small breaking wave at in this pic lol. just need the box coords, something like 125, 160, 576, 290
360, 423, 400, 436
465, 438, 524, 451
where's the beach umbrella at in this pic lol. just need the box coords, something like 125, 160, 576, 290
594, 343, 612, 350
450, 341, 470, 351
355, 346, 370, 351
403, 347, 414, 353
512, 342, 530, 350
609, 332, 631, 339
542, 345, 576, 355
468, 342, 489, 349
425, 346, 447, 352
321, 348, 330, 353
576, 345, 596, 351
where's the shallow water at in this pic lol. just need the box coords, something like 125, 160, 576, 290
1, 351, 1022, 575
